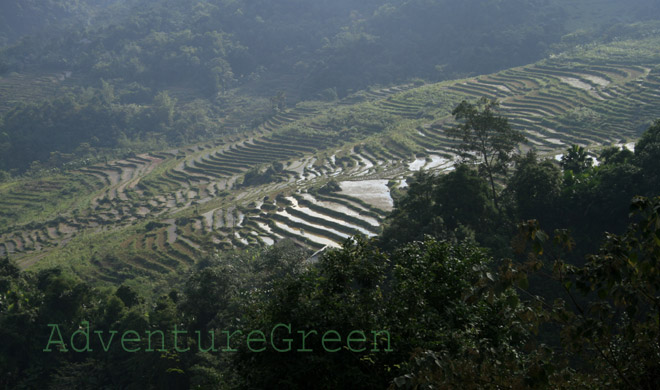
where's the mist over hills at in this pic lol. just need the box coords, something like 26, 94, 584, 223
1, 0, 659, 176
4, 0, 658, 95
3, 0, 565, 93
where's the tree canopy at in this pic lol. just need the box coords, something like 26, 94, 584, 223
447, 97, 526, 210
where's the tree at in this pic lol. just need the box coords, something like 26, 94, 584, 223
538, 195, 660, 389
509, 193, 660, 388
269, 91, 286, 114
380, 171, 442, 249
435, 163, 494, 234
448, 97, 526, 211
634, 119, 660, 195
234, 236, 390, 389
153, 91, 177, 128
507, 150, 562, 225
380, 165, 496, 250
599, 145, 633, 166
560, 144, 593, 174
388, 238, 553, 389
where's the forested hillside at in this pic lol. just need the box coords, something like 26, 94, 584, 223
3, 0, 567, 92
2, 1, 660, 388
0, 0, 133, 47
1, 0, 658, 175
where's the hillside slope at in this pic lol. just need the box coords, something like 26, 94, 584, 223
2, 34, 660, 287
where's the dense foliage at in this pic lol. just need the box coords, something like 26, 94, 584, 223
4, 0, 658, 92
0, 0, 122, 47
381, 121, 660, 260
1, 0, 567, 94
0, 87, 223, 174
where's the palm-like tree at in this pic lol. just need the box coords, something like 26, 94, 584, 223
560, 145, 593, 173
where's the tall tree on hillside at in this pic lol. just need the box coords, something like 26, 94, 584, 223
507, 150, 562, 225
447, 97, 526, 211
634, 119, 660, 195
560, 144, 593, 174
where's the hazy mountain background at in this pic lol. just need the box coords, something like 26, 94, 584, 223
3, 0, 659, 96
1, 0, 659, 176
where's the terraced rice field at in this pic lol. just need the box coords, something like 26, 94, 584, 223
0, 71, 76, 114
3, 41, 660, 282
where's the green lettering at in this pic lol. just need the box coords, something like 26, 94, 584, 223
146, 330, 165, 352
297, 330, 317, 352
71, 321, 92, 352
371, 330, 392, 352
347, 330, 366, 352
221, 330, 243, 352
94, 330, 118, 352
172, 325, 189, 352
196, 330, 217, 353
247, 330, 266, 352
321, 330, 341, 353
271, 323, 292, 352
43, 324, 68, 352
121, 330, 141, 352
